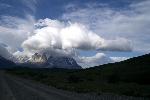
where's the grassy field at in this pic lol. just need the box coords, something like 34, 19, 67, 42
7, 54, 150, 98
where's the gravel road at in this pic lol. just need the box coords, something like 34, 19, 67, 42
0, 71, 148, 100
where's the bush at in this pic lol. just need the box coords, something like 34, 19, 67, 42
108, 72, 120, 83
67, 75, 82, 83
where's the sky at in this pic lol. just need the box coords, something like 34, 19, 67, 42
0, 0, 150, 68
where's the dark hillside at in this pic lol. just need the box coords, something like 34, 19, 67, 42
92, 53, 150, 84
0, 56, 15, 69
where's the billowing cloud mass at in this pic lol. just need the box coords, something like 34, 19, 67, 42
22, 18, 131, 56
63, 0, 150, 52
0, 15, 35, 50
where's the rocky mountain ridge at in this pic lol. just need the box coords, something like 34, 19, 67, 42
15, 53, 81, 69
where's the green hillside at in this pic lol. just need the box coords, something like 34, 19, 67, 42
7, 53, 150, 97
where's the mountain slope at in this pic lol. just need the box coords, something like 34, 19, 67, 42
92, 53, 150, 84
0, 56, 15, 68
47, 56, 81, 69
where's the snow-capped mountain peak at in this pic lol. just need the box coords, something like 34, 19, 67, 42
15, 53, 81, 69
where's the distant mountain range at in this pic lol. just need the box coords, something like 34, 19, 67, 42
13, 53, 81, 69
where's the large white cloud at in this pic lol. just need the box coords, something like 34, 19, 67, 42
0, 15, 35, 51
62, 0, 150, 52
22, 18, 131, 56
